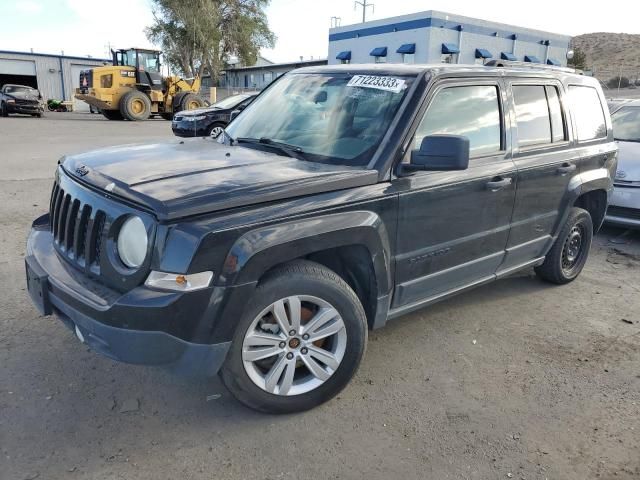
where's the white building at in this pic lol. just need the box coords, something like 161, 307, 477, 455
328, 10, 571, 67
0, 50, 111, 111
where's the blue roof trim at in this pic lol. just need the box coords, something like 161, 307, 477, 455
0, 49, 111, 63
397, 43, 416, 54
475, 48, 493, 59
370, 47, 388, 57
501, 52, 517, 61
524, 55, 541, 63
328, 16, 569, 45
546, 58, 560, 66
336, 51, 352, 60
441, 43, 460, 54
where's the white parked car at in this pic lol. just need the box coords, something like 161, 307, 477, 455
606, 100, 640, 228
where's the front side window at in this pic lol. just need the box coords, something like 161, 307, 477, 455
568, 85, 607, 141
225, 73, 414, 167
612, 106, 640, 142
414, 85, 502, 157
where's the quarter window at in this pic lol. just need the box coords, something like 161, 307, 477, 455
414, 85, 502, 157
568, 85, 607, 141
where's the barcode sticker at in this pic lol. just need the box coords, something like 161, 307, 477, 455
347, 75, 407, 93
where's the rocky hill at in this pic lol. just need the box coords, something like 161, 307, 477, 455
572, 32, 640, 81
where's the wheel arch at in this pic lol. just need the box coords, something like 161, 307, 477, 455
219, 211, 393, 328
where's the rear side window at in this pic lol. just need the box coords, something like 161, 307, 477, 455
415, 85, 502, 157
568, 85, 607, 141
547, 87, 566, 143
513, 86, 551, 147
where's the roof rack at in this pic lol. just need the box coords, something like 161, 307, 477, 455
484, 59, 581, 75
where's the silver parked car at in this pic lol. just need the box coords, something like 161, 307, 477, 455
606, 100, 640, 228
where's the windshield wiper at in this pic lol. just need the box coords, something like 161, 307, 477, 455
236, 137, 307, 161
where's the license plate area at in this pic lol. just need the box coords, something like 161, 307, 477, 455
25, 256, 52, 315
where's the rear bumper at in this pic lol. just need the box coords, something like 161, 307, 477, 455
25, 223, 232, 376
604, 185, 640, 229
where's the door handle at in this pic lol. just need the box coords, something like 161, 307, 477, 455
557, 163, 576, 175
486, 177, 513, 191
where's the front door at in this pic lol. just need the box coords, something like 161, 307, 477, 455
392, 81, 516, 310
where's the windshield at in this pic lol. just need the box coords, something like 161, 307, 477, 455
214, 94, 251, 109
224, 72, 414, 166
4, 85, 36, 94
120, 50, 159, 72
612, 106, 640, 142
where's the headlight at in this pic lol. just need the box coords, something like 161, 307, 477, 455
184, 115, 206, 121
7, 99, 15, 103
117, 216, 148, 268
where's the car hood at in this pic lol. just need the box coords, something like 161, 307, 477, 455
616, 140, 640, 181
6, 90, 40, 102
61, 139, 378, 221
177, 106, 222, 117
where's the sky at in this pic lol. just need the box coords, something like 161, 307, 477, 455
1, 0, 638, 63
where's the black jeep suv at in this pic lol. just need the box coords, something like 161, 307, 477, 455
25, 64, 616, 413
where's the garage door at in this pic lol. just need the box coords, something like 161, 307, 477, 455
0, 58, 38, 89
0, 58, 36, 76
71, 64, 96, 112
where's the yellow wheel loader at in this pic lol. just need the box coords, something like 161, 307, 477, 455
75, 48, 206, 121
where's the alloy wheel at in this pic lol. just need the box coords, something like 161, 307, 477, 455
242, 295, 347, 396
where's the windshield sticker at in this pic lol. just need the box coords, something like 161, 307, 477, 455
347, 75, 407, 93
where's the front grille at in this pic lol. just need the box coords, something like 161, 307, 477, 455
15, 99, 38, 106
607, 206, 640, 220
49, 181, 106, 270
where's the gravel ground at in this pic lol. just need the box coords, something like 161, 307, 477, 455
1, 113, 639, 480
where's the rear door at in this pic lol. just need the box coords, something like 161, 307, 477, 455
499, 80, 576, 272
392, 79, 517, 310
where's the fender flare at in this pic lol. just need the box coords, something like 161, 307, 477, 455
218, 210, 393, 298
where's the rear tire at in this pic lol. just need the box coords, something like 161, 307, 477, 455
220, 260, 368, 414
160, 112, 174, 121
120, 90, 152, 121
102, 109, 124, 120
535, 207, 593, 284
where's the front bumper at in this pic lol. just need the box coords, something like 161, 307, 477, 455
8, 103, 43, 115
171, 119, 211, 137
604, 184, 640, 229
25, 224, 231, 376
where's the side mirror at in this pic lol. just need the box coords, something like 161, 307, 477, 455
407, 135, 470, 171
230, 109, 241, 121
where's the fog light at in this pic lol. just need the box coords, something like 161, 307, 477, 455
145, 271, 213, 292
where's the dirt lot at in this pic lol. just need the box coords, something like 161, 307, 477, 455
1, 113, 639, 480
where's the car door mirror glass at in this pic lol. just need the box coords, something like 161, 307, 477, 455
408, 135, 470, 171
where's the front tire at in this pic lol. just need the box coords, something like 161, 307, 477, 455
535, 207, 593, 284
1, 102, 8, 117
179, 93, 205, 112
207, 122, 226, 138
120, 90, 152, 121
220, 260, 368, 413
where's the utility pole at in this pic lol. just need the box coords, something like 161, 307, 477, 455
354, 0, 374, 23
